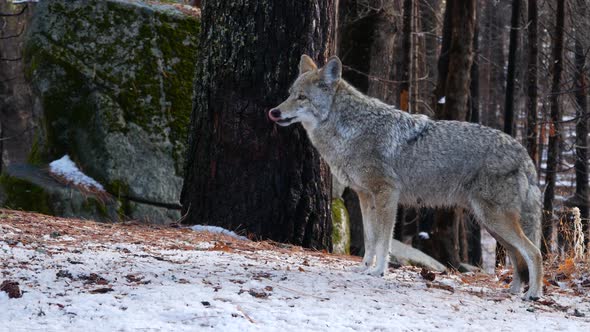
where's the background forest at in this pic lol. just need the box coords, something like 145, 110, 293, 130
1, 0, 589, 273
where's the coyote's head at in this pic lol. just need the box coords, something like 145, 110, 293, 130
268, 55, 342, 129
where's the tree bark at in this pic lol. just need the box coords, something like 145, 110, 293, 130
430, 0, 476, 268
542, 0, 566, 256
399, 0, 412, 112
525, 0, 539, 165
467, 8, 482, 266
338, 0, 401, 253
573, 0, 589, 244
503, 0, 521, 136
181, 1, 336, 250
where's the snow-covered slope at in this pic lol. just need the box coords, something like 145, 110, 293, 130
1, 210, 589, 331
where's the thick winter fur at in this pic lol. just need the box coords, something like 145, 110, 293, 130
269, 55, 543, 300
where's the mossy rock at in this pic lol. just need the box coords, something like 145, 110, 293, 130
23, 0, 200, 223
332, 198, 351, 255
0, 164, 120, 221
0, 174, 52, 215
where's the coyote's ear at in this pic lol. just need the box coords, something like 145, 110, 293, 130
299, 55, 318, 76
320, 56, 342, 85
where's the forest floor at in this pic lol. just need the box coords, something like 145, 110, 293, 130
1, 209, 590, 331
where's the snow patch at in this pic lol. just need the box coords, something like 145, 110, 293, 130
49, 155, 104, 191
191, 225, 248, 241
418, 231, 430, 240
438, 96, 446, 104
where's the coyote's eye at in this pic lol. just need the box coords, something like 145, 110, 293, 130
297, 94, 307, 100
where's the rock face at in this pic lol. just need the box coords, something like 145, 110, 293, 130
8, 0, 200, 223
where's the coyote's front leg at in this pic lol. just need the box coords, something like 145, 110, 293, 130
354, 186, 398, 276
365, 186, 399, 277
354, 191, 376, 272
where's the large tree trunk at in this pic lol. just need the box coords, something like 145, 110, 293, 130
573, 0, 589, 244
542, 0, 566, 256
0, 3, 36, 168
181, 1, 336, 250
525, 0, 538, 165
503, 0, 521, 136
338, 0, 400, 254
430, 0, 476, 268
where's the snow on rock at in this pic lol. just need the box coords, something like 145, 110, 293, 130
438, 96, 446, 104
191, 225, 248, 241
49, 155, 104, 191
418, 231, 430, 240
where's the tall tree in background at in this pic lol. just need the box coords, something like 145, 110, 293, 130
431, 0, 477, 268
338, 0, 401, 254
526, 0, 538, 165
503, 0, 521, 136
399, 0, 412, 112
542, 0, 566, 256
496, 0, 522, 266
467, 7, 482, 266
573, 0, 589, 241
181, 1, 335, 249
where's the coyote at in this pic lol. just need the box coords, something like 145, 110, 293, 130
268, 55, 543, 300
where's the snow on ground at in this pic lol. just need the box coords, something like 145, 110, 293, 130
48, 155, 104, 191
1, 210, 589, 332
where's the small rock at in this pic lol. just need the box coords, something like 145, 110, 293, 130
0, 280, 22, 299
248, 288, 270, 299
420, 268, 436, 281
573, 309, 585, 317
88, 287, 114, 294
56, 270, 74, 279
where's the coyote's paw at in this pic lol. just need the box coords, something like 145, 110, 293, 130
365, 267, 385, 277
522, 290, 542, 301
351, 264, 371, 273
509, 283, 522, 295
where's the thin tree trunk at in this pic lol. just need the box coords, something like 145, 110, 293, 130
181, 1, 335, 249
434, 0, 453, 113
467, 6, 482, 266
503, 0, 521, 136
399, 0, 412, 112
526, 0, 538, 165
542, 0, 566, 256
573, 0, 589, 243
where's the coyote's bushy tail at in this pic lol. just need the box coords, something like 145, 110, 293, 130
521, 160, 542, 249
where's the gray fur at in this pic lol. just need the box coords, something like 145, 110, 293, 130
269, 55, 543, 300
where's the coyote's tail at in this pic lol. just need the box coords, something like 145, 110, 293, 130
521, 160, 542, 248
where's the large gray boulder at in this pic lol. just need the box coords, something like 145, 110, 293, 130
6, 0, 200, 222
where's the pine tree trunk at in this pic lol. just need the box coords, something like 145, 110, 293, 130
430, 0, 476, 268
542, 0, 566, 256
181, 1, 336, 250
467, 8, 482, 266
399, 0, 412, 112
526, 0, 539, 165
573, 0, 589, 244
503, 0, 521, 136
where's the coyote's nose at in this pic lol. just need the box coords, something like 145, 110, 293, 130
269, 108, 281, 121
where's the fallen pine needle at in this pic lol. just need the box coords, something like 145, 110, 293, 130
236, 305, 255, 324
